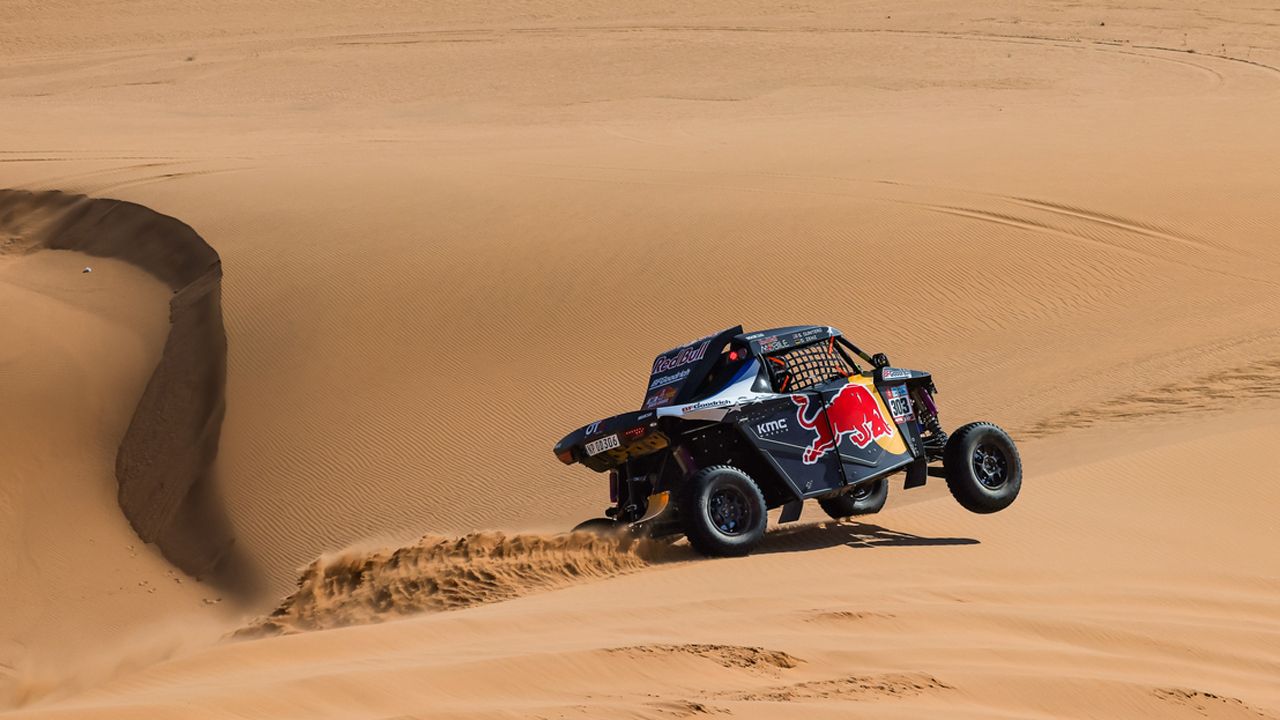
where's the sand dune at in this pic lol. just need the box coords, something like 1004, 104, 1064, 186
0, 190, 245, 703
0, 236, 210, 703
2, 0, 1279, 717
7, 411, 1277, 718
0, 190, 237, 580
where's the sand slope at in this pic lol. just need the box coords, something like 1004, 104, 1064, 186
0, 245, 222, 703
7, 411, 1279, 718
1, 0, 1278, 717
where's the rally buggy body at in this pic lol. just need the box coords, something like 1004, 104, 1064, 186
553, 325, 1022, 556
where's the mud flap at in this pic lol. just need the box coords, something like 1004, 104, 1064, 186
634, 491, 670, 524
904, 458, 928, 489
778, 500, 803, 524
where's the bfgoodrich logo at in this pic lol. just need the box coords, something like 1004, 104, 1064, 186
756, 418, 788, 435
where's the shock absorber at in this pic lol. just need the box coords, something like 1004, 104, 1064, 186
914, 386, 948, 457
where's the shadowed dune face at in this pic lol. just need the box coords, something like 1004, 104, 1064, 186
0, 190, 243, 584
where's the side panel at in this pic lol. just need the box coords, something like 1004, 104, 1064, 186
738, 393, 844, 498
817, 376, 914, 486
879, 380, 928, 465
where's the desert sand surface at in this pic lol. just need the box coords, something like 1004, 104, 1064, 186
2, 1, 1279, 717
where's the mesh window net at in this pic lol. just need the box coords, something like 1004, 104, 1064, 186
766, 340, 855, 392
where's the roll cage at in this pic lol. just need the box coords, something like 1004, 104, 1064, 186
694, 326, 882, 399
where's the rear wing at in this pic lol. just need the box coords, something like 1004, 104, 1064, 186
641, 325, 742, 409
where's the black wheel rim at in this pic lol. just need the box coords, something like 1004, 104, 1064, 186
708, 486, 752, 535
973, 443, 1009, 489
852, 482, 875, 501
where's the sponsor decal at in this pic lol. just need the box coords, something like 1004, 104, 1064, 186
644, 386, 678, 408
648, 368, 691, 390
756, 327, 833, 353
884, 385, 913, 422
882, 368, 912, 381
756, 418, 789, 436
758, 335, 785, 353
792, 385, 896, 464
652, 340, 711, 374
679, 398, 733, 414
584, 421, 602, 436
793, 328, 828, 345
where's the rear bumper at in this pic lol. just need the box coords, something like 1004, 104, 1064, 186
554, 410, 668, 472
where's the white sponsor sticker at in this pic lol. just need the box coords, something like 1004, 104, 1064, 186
756, 418, 788, 435
648, 368, 690, 390
679, 398, 733, 414
885, 385, 913, 422
585, 434, 620, 456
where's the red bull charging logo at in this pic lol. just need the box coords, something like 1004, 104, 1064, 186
792, 385, 895, 464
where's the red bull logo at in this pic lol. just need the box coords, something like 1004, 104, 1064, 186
651, 340, 711, 374
792, 384, 895, 464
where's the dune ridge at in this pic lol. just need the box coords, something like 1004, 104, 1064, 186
0, 189, 236, 580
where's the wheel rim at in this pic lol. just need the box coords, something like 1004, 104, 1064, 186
973, 443, 1009, 489
708, 486, 752, 535
852, 482, 875, 501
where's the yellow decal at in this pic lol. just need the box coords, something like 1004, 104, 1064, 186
848, 375, 908, 456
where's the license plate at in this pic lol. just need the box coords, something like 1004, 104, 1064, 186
585, 434, 620, 456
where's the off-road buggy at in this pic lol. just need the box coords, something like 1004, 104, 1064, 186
553, 326, 1021, 557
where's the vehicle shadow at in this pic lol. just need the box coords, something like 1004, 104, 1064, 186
753, 520, 979, 556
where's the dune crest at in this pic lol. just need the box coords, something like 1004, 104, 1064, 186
0, 190, 237, 581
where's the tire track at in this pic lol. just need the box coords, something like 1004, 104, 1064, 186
505, 161, 1279, 269
1110, 47, 1226, 85
1021, 356, 1280, 439
91, 167, 246, 194
1006, 196, 1251, 260
905, 201, 1280, 290
296, 23, 1280, 85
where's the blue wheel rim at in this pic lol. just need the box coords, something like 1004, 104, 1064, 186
708, 486, 750, 535
973, 443, 1009, 489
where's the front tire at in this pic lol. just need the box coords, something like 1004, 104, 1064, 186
943, 422, 1021, 514
678, 465, 767, 557
818, 478, 888, 519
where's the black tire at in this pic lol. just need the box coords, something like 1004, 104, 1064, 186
943, 422, 1022, 514
818, 478, 888, 520
678, 465, 768, 557
572, 518, 622, 536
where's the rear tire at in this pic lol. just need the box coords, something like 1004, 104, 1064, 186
943, 422, 1021, 514
818, 478, 888, 520
678, 465, 767, 557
